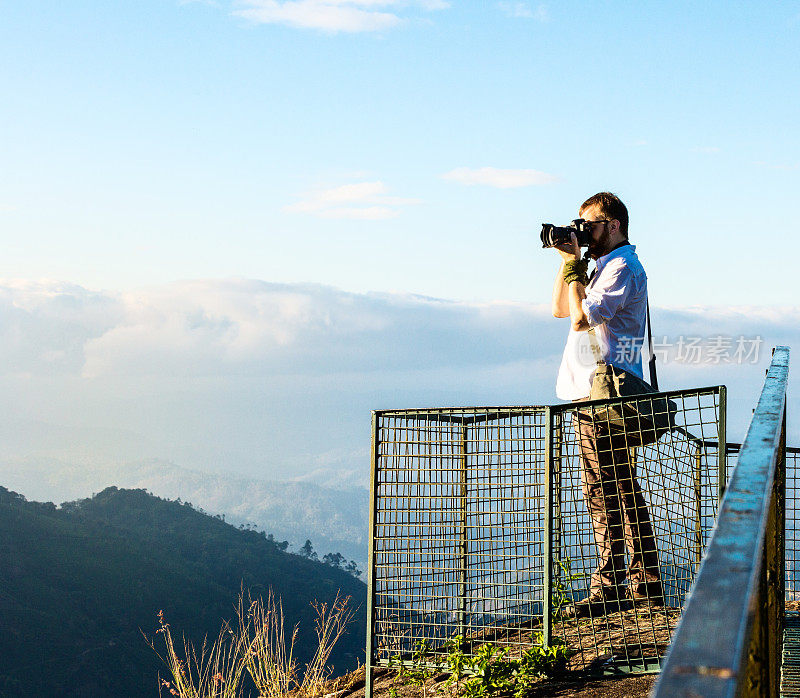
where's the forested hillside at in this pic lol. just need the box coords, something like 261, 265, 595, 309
4, 457, 368, 567
0, 486, 366, 697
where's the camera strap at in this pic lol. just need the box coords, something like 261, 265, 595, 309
646, 298, 658, 390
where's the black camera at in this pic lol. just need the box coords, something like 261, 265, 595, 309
540, 218, 592, 248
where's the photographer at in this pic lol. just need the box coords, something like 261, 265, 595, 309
549, 192, 662, 618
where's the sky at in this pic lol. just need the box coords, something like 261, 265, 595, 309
1, 1, 799, 495
1, 1, 798, 304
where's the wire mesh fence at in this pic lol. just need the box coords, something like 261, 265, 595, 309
787, 448, 800, 605
369, 408, 547, 660
367, 386, 726, 681
723, 443, 800, 608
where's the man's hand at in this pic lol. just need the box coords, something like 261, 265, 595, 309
554, 232, 581, 263
551, 231, 590, 331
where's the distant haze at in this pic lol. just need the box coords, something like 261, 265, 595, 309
1, 279, 797, 506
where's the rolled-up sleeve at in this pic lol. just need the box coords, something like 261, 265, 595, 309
581, 261, 633, 328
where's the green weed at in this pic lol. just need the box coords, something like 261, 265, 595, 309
389, 631, 575, 698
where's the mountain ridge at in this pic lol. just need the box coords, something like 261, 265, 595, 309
0, 485, 366, 697
2, 457, 369, 567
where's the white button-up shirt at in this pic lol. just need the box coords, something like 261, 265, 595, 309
556, 243, 648, 401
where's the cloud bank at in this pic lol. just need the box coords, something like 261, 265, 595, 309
0, 279, 559, 379
1, 278, 797, 484
1, 279, 797, 382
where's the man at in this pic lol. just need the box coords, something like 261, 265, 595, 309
551, 192, 663, 618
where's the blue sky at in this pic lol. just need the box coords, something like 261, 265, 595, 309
1, 1, 798, 305
1, 2, 799, 496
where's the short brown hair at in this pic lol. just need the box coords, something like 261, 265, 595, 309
579, 192, 629, 239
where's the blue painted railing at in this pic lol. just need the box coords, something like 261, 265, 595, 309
652, 346, 789, 697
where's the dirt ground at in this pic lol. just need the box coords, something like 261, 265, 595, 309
341, 600, 677, 698
514, 603, 680, 673
334, 593, 718, 698
329, 594, 798, 698
331, 665, 656, 698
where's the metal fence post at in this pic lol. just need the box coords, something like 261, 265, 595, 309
553, 410, 562, 617
543, 407, 553, 647
459, 424, 468, 639
693, 443, 702, 571
718, 386, 728, 504
365, 412, 379, 698
768, 405, 787, 695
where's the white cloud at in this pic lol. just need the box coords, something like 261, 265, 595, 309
318, 206, 398, 219
233, 0, 447, 33
284, 180, 419, 219
0, 279, 560, 379
1, 279, 799, 482
754, 160, 799, 171
307, 181, 387, 205
0, 280, 124, 376
498, 2, 547, 20
442, 166, 558, 189
3, 279, 797, 384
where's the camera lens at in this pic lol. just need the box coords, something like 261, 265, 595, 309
540, 224, 571, 248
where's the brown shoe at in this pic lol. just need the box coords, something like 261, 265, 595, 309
627, 584, 665, 606
562, 590, 628, 619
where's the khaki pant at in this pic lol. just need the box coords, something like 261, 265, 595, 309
574, 409, 661, 596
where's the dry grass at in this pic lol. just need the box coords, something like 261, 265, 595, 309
239, 590, 297, 698
239, 590, 354, 698
302, 594, 356, 694
147, 609, 248, 698
147, 591, 354, 698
